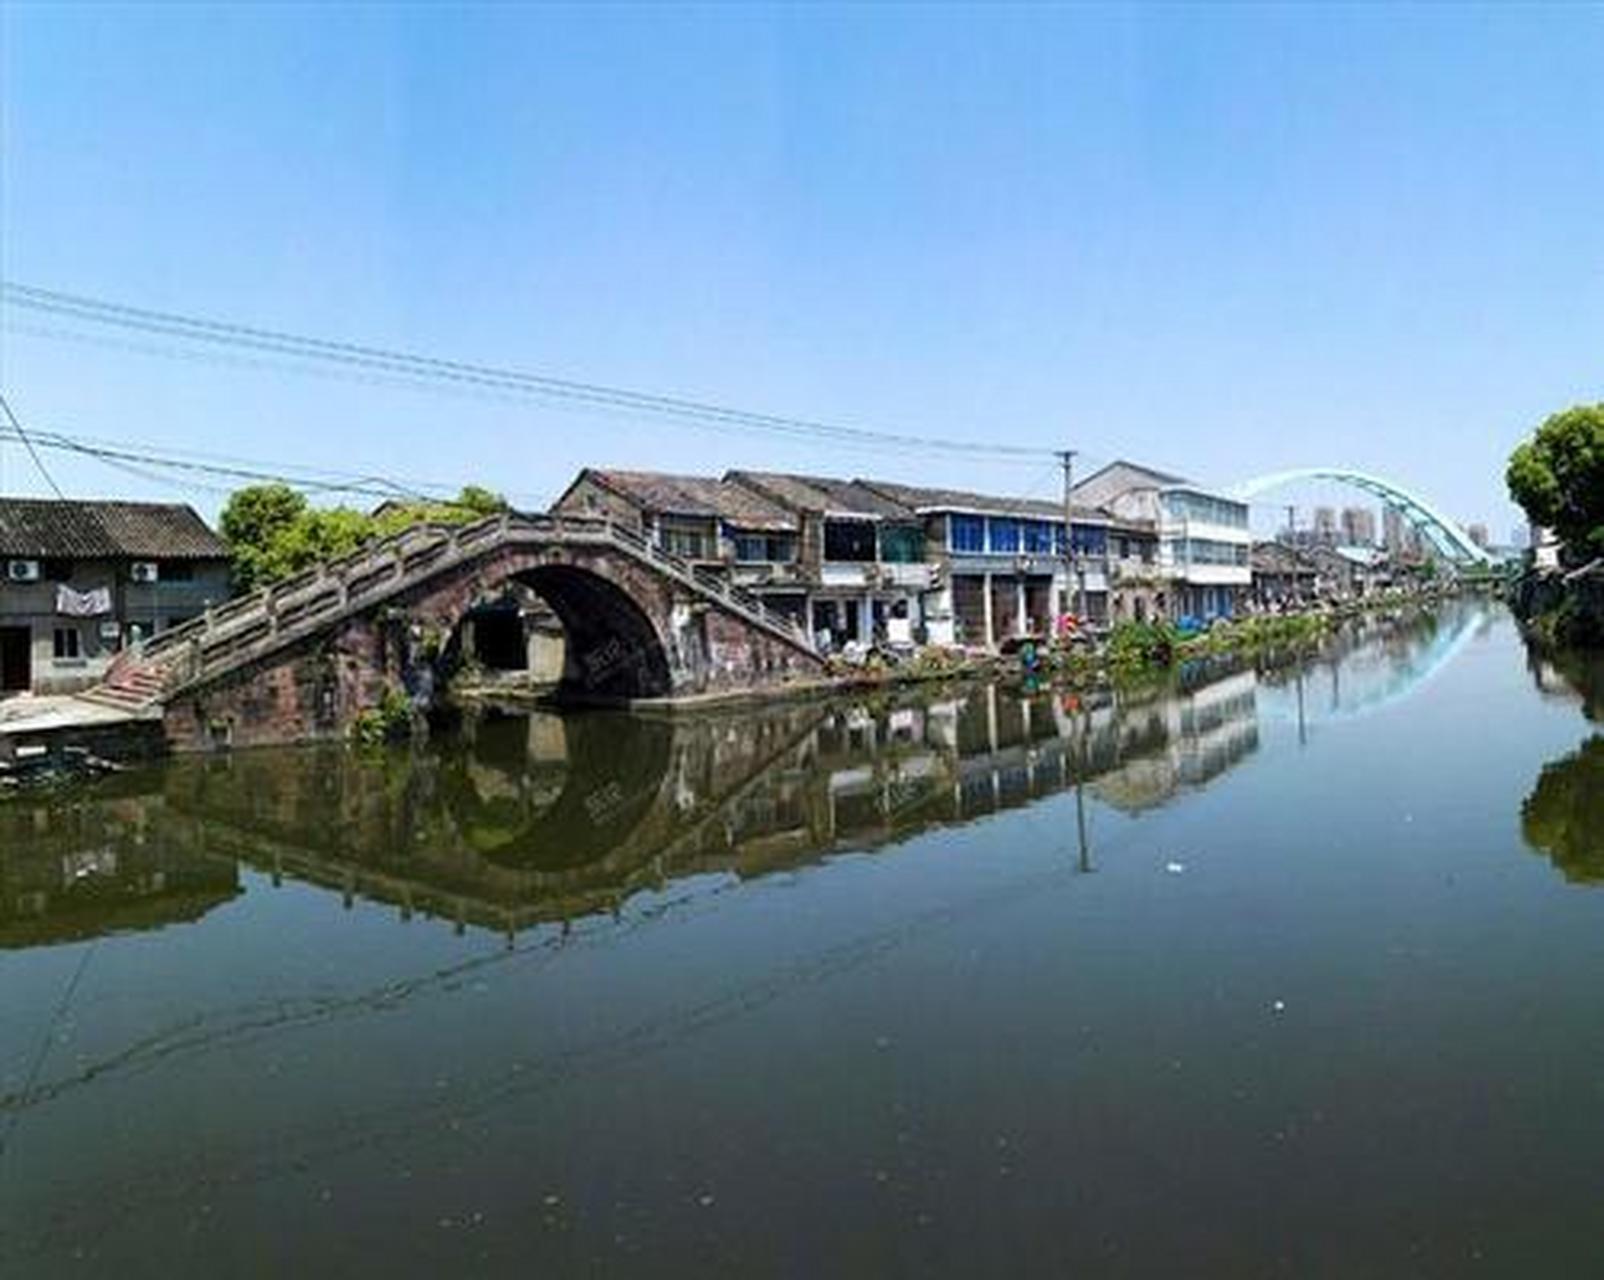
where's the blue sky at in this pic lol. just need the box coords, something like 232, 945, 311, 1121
1, 3, 1600, 535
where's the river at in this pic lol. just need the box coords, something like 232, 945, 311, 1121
3, 601, 1602, 1276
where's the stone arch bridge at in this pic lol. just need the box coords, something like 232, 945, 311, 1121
89, 513, 824, 750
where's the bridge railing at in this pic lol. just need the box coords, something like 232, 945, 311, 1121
118, 508, 813, 694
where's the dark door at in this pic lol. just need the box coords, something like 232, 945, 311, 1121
0, 627, 30, 692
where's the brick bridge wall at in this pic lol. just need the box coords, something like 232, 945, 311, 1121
162, 542, 823, 751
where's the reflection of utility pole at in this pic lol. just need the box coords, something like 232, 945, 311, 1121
1075, 778, 1092, 873
1296, 666, 1307, 747
1074, 701, 1094, 873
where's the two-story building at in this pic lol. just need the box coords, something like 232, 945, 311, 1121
725, 472, 934, 648
1073, 460, 1251, 623
0, 499, 231, 695
552, 468, 809, 624
854, 480, 1115, 645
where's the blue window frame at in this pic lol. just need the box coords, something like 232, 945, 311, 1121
1023, 520, 1056, 554
950, 514, 985, 553
988, 518, 1020, 553
1072, 524, 1108, 556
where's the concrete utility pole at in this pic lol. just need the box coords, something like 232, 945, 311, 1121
1057, 449, 1081, 622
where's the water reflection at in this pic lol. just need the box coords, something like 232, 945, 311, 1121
2, 606, 1475, 948
1255, 603, 1490, 731
0, 779, 240, 949
1521, 642, 1604, 883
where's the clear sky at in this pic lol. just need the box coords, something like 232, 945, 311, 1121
2, 3, 1600, 535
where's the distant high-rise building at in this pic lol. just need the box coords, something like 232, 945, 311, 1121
1313, 506, 1337, 545
1467, 523, 1490, 549
1383, 506, 1406, 552
1509, 525, 1530, 550
1341, 506, 1376, 547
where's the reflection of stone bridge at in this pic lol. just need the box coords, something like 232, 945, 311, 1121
3, 659, 1276, 946
89, 513, 824, 749
143, 668, 1262, 940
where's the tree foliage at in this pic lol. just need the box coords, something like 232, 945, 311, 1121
1521, 736, 1604, 884
1506, 404, 1604, 556
219, 484, 509, 590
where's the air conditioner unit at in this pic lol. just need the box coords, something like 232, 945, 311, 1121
129, 561, 160, 584
6, 559, 40, 582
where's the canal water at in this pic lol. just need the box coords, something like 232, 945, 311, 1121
3, 602, 1602, 1276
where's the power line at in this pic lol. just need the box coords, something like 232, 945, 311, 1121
0, 280, 1057, 462
0, 420, 551, 510
0, 391, 66, 499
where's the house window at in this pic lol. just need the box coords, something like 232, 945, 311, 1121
988, 518, 1021, 554
1023, 521, 1056, 554
43, 559, 74, 583
161, 561, 196, 583
950, 515, 985, 554
659, 517, 715, 560
823, 519, 877, 562
1071, 524, 1108, 556
879, 524, 924, 564
732, 532, 798, 563
53, 627, 81, 660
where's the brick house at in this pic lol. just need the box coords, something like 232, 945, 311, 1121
551, 468, 810, 626
0, 500, 231, 695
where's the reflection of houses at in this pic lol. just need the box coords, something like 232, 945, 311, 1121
0, 791, 241, 947
1073, 460, 1251, 623
0, 499, 231, 694
1090, 670, 1259, 812
137, 664, 1272, 945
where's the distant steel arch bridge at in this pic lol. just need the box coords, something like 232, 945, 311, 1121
1230, 468, 1494, 565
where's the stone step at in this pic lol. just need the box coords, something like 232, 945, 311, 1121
80, 686, 157, 709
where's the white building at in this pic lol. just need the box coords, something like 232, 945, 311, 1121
1072, 460, 1252, 622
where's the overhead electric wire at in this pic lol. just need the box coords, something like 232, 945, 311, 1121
0, 280, 1056, 462
0, 422, 502, 507
0, 390, 66, 499
0, 417, 563, 510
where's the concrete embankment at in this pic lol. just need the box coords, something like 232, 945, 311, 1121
0, 697, 167, 774
1510, 565, 1604, 647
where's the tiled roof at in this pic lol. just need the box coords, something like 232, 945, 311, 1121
0, 499, 227, 560
589, 470, 797, 531
856, 478, 1110, 523
726, 471, 916, 520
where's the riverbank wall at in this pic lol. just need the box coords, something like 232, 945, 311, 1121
1510, 564, 1604, 647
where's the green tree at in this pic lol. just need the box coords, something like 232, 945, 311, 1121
219, 483, 509, 590
219, 484, 310, 590
1506, 404, 1604, 555
454, 485, 507, 516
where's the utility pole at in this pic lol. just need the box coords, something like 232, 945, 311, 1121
1057, 449, 1082, 623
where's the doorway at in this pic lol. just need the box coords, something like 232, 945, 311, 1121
0, 627, 31, 693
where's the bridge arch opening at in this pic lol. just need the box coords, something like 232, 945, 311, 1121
437, 562, 675, 702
